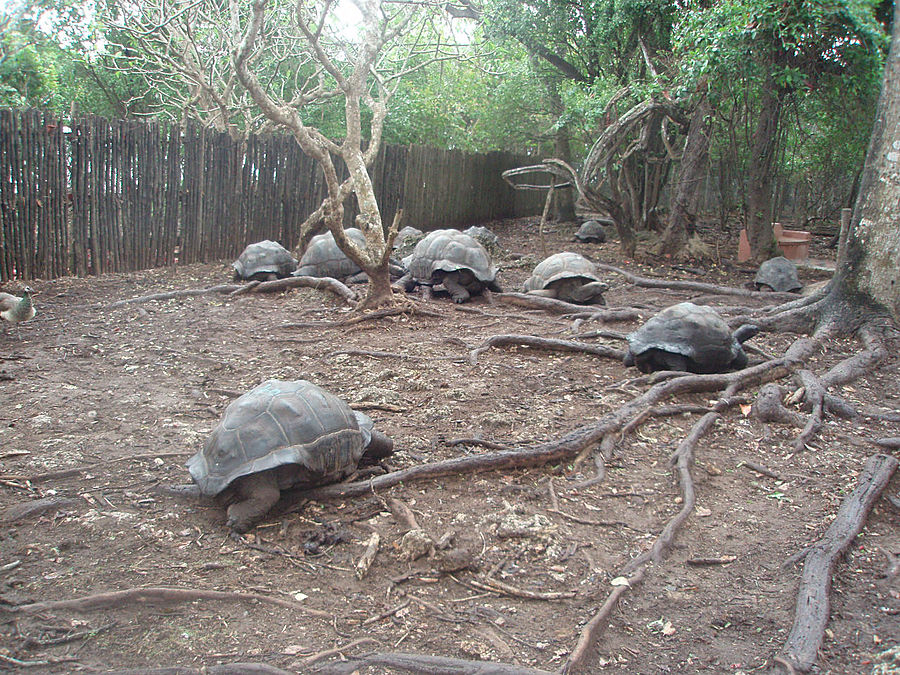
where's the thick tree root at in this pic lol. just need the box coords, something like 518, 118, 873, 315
301, 356, 798, 504
775, 453, 899, 673
105, 665, 294, 675
496, 293, 641, 323
5, 587, 331, 618
468, 334, 625, 364
312, 652, 554, 674
106, 284, 247, 308
753, 384, 806, 427
563, 400, 734, 674
106, 276, 357, 308
593, 262, 799, 300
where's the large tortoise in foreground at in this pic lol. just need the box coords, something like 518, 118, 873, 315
523, 252, 608, 305
187, 379, 393, 532
623, 302, 759, 374
233, 240, 298, 281
399, 229, 502, 303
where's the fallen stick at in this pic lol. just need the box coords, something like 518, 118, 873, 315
361, 600, 411, 626
302, 637, 380, 666
7, 587, 331, 618
739, 460, 784, 481
355, 532, 381, 580
468, 578, 576, 601
388, 498, 421, 532
776, 453, 899, 672
686, 556, 738, 566
445, 437, 512, 451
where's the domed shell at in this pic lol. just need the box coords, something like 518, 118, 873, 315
523, 252, 602, 291
754, 256, 802, 292
393, 226, 424, 249
187, 379, 374, 497
295, 228, 367, 278
404, 229, 498, 283
233, 240, 298, 279
574, 220, 609, 243
625, 302, 746, 373
463, 226, 499, 247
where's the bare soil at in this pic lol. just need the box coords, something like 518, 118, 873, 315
1, 218, 898, 674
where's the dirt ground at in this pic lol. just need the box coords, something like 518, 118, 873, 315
1, 217, 898, 674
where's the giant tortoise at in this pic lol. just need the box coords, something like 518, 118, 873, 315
187, 379, 393, 532
573, 220, 610, 244
399, 229, 502, 303
754, 256, 802, 293
523, 252, 608, 304
233, 240, 298, 281
294, 228, 368, 282
623, 303, 759, 374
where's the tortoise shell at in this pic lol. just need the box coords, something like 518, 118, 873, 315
574, 220, 609, 243
187, 379, 374, 497
403, 229, 498, 284
523, 252, 603, 291
624, 303, 749, 374
233, 240, 298, 279
295, 228, 367, 278
754, 256, 802, 293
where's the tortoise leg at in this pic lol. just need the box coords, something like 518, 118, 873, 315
441, 273, 471, 303
363, 430, 395, 460
225, 471, 281, 533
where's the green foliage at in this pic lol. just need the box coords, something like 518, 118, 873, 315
383, 45, 551, 153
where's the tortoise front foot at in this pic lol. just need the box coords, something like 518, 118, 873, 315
225, 473, 281, 533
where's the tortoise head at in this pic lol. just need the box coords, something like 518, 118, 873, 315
732, 323, 760, 344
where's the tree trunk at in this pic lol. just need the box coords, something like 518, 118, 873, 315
661, 94, 712, 254
541, 74, 577, 223
826, 0, 900, 323
745, 69, 782, 262
552, 131, 578, 223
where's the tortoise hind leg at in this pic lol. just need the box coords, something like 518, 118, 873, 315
225, 471, 281, 533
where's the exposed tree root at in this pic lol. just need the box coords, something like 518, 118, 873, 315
301, 355, 799, 501
593, 262, 799, 300
105, 664, 294, 675
5, 587, 331, 618
106, 276, 357, 308
283, 303, 441, 329
775, 453, 899, 673
312, 651, 554, 675
468, 334, 625, 364
229, 275, 356, 302
496, 293, 641, 323
105, 284, 247, 308
752, 383, 807, 427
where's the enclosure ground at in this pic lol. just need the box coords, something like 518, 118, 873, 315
1, 217, 898, 674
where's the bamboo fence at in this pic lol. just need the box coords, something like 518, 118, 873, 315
0, 110, 542, 281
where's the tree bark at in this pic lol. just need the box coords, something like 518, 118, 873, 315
833, 0, 900, 323
745, 68, 782, 262
661, 93, 712, 253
